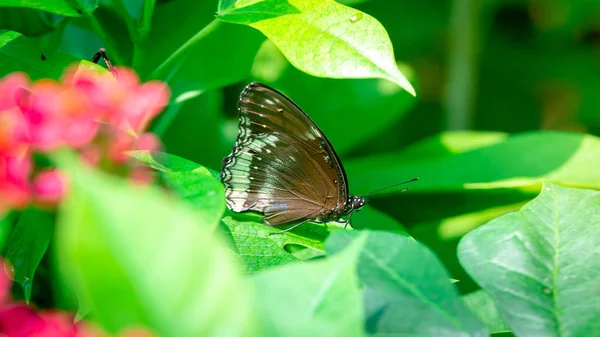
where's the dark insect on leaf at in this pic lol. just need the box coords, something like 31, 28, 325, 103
40, 54, 46, 61
221, 82, 368, 233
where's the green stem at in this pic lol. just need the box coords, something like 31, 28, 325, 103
87, 14, 126, 66
150, 18, 222, 79
444, 0, 481, 130
132, 0, 156, 70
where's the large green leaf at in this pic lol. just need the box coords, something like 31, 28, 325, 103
218, 0, 415, 95
252, 232, 366, 337
347, 131, 600, 194
221, 213, 332, 272
3, 208, 54, 302
458, 181, 600, 337
326, 230, 488, 337
55, 155, 256, 337
0, 0, 97, 16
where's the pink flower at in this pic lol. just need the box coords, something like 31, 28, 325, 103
0, 65, 169, 215
20, 80, 102, 151
0, 73, 30, 156
32, 169, 68, 207
0, 153, 32, 215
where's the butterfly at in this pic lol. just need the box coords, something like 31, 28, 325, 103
221, 82, 415, 234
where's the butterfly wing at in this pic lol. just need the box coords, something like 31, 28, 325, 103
221, 82, 349, 226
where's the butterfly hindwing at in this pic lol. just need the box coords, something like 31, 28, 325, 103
221, 82, 349, 226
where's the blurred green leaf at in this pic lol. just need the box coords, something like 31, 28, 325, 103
140, 0, 264, 95
221, 214, 332, 272
250, 41, 416, 155
56, 155, 256, 337
397, 131, 509, 162
0, 7, 56, 36
326, 230, 488, 337
219, 0, 415, 95
252, 232, 366, 337
458, 181, 600, 337
158, 91, 231, 172
129, 150, 219, 177
0, 0, 96, 16
129, 151, 225, 228
347, 131, 600, 194
351, 205, 407, 233
3, 208, 53, 303
0, 212, 17, 253
462, 290, 510, 335
0, 30, 104, 79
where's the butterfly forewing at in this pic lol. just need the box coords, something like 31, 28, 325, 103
221, 82, 349, 226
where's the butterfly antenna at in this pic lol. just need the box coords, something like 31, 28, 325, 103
363, 177, 419, 199
91, 48, 118, 77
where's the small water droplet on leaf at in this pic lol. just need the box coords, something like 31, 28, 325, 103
350, 12, 363, 23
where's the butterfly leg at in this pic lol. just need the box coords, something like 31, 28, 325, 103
269, 220, 309, 235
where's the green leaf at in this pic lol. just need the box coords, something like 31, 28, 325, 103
326, 230, 488, 337
218, 0, 415, 95
0, 212, 17, 253
396, 131, 509, 162
55, 155, 256, 337
250, 40, 416, 155
128, 151, 219, 177
0, 7, 56, 36
128, 151, 226, 228
462, 290, 510, 335
156, 91, 231, 171
347, 131, 600, 194
139, 0, 264, 94
3, 208, 54, 303
351, 205, 407, 233
0, 31, 104, 79
221, 214, 331, 272
0, 0, 97, 16
252, 232, 366, 337
458, 181, 600, 337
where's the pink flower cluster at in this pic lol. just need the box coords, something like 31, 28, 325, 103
0, 66, 170, 216
0, 259, 154, 337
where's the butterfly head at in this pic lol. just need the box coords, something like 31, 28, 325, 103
346, 195, 367, 214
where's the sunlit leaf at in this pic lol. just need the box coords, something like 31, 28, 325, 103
327, 230, 488, 337
221, 214, 331, 272
218, 0, 415, 95
458, 181, 600, 337
348, 131, 600, 193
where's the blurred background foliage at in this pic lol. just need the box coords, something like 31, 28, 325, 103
2, 0, 599, 296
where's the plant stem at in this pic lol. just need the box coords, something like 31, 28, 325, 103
444, 0, 481, 130
150, 18, 222, 80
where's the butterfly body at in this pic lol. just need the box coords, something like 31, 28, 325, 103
221, 82, 366, 228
